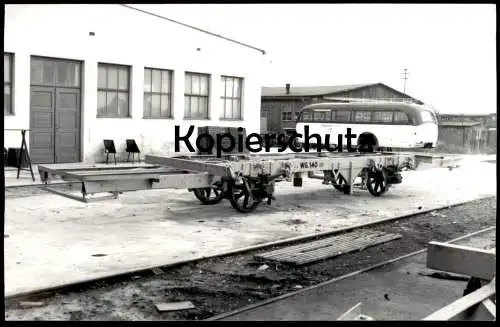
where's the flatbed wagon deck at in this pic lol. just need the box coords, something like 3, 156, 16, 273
37, 151, 461, 212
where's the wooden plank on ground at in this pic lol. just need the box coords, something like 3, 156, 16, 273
156, 301, 195, 312
254, 229, 402, 266
337, 302, 363, 320
481, 299, 496, 318
426, 242, 496, 280
422, 279, 496, 321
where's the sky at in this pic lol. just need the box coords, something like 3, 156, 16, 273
132, 4, 496, 115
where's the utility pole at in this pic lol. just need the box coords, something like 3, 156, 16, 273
401, 69, 409, 93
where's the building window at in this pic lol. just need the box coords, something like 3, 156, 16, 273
144, 68, 173, 118
97, 63, 130, 118
31, 57, 80, 87
184, 72, 210, 119
282, 111, 293, 121
220, 76, 243, 119
281, 103, 293, 121
4, 53, 13, 115
372, 111, 393, 123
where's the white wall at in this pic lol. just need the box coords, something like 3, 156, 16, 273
4, 4, 266, 162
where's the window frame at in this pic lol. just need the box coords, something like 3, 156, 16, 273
220, 75, 243, 120
4, 53, 14, 116
353, 110, 372, 123
332, 110, 351, 123
372, 110, 394, 123
282, 111, 293, 121
97, 62, 131, 118
393, 110, 411, 124
312, 109, 332, 121
184, 71, 210, 119
30, 56, 81, 88
281, 103, 293, 121
300, 110, 313, 122
143, 67, 174, 119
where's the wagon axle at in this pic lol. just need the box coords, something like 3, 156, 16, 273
189, 173, 282, 213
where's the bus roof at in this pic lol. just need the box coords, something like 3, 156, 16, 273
298, 102, 435, 119
298, 102, 434, 113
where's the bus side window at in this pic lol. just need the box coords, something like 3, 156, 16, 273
354, 111, 372, 123
373, 111, 393, 123
302, 111, 313, 122
393, 111, 409, 124
313, 110, 331, 121
335, 110, 351, 122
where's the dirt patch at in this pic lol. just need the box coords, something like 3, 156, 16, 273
4, 197, 496, 321
279, 219, 307, 225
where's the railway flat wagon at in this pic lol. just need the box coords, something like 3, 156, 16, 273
37, 151, 461, 213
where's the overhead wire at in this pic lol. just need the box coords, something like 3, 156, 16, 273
119, 4, 266, 55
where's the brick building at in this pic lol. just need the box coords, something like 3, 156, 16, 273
260, 83, 422, 134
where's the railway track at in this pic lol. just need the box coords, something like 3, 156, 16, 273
4, 196, 496, 321
207, 225, 496, 321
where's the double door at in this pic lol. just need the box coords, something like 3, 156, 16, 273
29, 57, 82, 164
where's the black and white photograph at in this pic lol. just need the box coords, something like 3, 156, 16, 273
2, 3, 496, 321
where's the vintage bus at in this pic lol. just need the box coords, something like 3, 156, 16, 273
294, 102, 439, 151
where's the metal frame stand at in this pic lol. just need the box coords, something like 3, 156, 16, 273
5, 129, 35, 182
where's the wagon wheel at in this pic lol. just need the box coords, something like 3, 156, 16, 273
365, 170, 388, 196
228, 178, 260, 213
332, 171, 351, 194
193, 183, 224, 205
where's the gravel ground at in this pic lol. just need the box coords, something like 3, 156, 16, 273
4, 196, 496, 321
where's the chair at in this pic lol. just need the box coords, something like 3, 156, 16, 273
126, 139, 141, 163
103, 139, 117, 164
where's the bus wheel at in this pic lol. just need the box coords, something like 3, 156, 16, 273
366, 171, 388, 196
357, 133, 378, 153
